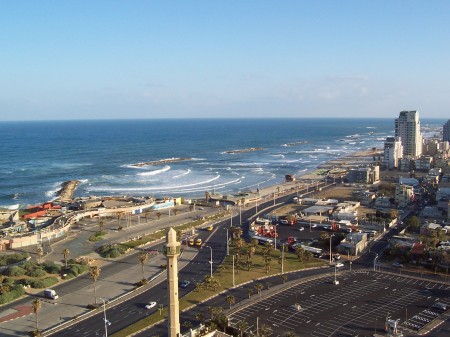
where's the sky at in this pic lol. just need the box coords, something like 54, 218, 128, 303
1, 1, 450, 121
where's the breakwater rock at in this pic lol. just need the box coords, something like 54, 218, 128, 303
131, 157, 192, 167
56, 180, 81, 202
225, 147, 264, 154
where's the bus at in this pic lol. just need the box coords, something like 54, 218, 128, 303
291, 243, 323, 257
251, 235, 274, 246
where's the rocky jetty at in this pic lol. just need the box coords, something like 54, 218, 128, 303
56, 180, 81, 202
131, 157, 192, 167
225, 147, 264, 154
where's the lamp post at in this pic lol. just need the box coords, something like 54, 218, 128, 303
273, 224, 278, 250
239, 202, 242, 225
329, 234, 335, 265
273, 191, 276, 205
373, 253, 378, 271
225, 228, 229, 256
205, 245, 213, 277
99, 298, 110, 337
232, 254, 235, 287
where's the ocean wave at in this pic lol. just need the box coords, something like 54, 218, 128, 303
137, 165, 171, 176
271, 154, 285, 158
173, 169, 191, 179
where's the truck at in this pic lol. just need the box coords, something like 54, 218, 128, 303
43, 289, 58, 300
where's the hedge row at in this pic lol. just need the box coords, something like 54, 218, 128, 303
0, 284, 25, 304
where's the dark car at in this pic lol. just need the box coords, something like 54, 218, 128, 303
180, 280, 190, 288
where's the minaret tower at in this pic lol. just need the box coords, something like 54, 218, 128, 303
163, 227, 181, 337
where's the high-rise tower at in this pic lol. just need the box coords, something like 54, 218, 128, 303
163, 227, 181, 337
395, 110, 423, 158
443, 120, 450, 142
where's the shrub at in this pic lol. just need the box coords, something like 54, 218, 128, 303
21, 261, 38, 272
0, 253, 30, 266
0, 284, 26, 304
63, 263, 88, 278
42, 262, 62, 274
28, 277, 58, 289
5, 266, 26, 277
26, 268, 47, 278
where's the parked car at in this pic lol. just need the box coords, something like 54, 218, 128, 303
145, 301, 157, 309
298, 227, 305, 231
180, 280, 191, 288
392, 262, 404, 267
206, 225, 213, 231
335, 262, 344, 268
433, 303, 447, 311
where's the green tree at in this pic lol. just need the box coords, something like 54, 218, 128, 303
156, 212, 162, 220
36, 246, 44, 263
281, 274, 288, 284
407, 216, 420, 231
247, 288, 254, 298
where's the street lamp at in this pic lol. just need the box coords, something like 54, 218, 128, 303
273, 224, 278, 250
224, 228, 229, 256
205, 245, 213, 277
99, 298, 110, 337
373, 253, 378, 271
329, 234, 335, 265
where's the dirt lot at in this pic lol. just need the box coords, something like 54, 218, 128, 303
271, 185, 377, 220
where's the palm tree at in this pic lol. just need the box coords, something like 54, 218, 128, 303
236, 319, 249, 337
98, 220, 105, 232
89, 265, 101, 304
285, 331, 297, 337
218, 264, 226, 275
189, 205, 194, 212
265, 281, 272, 290
139, 251, 148, 281
62, 248, 70, 268
264, 256, 272, 274
246, 288, 254, 298
183, 320, 193, 329
173, 208, 178, 216
259, 324, 273, 337
31, 299, 41, 335
254, 283, 264, 298
281, 274, 288, 284
295, 246, 305, 262
156, 212, 162, 220
36, 245, 43, 263
263, 242, 273, 257
195, 312, 204, 322
225, 295, 235, 309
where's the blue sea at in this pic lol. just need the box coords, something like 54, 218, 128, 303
0, 118, 445, 209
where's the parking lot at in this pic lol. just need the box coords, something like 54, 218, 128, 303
228, 271, 450, 336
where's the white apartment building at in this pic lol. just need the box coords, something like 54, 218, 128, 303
395, 110, 423, 158
383, 136, 403, 169
395, 184, 415, 207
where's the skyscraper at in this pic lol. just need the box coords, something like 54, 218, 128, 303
395, 110, 423, 158
443, 119, 450, 142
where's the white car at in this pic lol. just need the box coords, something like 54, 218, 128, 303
145, 301, 157, 309
298, 227, 305, 231
311, 224, 318, 228
335, 262, 344, 268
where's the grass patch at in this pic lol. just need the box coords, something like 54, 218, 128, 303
98, 211, 226, 257
110, 244, 326, 337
